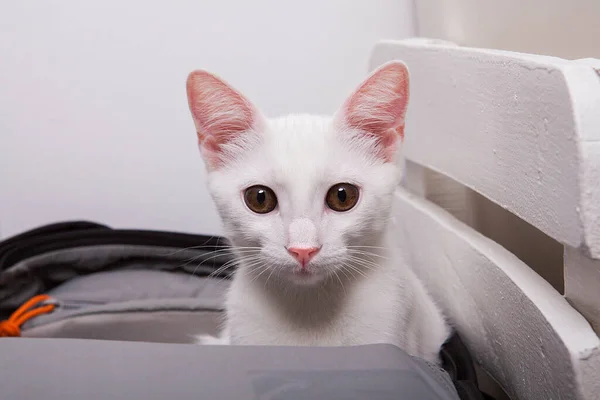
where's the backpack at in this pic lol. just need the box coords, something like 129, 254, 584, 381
0, 221, 492, 400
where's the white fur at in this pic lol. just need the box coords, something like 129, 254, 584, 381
196, 113, 450, 364
188, 63, 450, 364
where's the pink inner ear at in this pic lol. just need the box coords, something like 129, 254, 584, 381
342, 62, 409, 161
346, 82, 407, 137
186, 71, 256, 165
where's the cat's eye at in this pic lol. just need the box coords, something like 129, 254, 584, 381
325, 183, 359, 212
244, 185, 278, 214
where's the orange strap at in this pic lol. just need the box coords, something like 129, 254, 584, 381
0, 294, 55, 337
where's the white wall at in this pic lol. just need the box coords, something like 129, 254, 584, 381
0, 0, 415, 238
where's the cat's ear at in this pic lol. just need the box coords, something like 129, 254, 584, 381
334, 61, 409, 162
186, 70, 264, 169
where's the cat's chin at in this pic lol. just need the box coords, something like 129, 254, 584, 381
285, 269, 328, 286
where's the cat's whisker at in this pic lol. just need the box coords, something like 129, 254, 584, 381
181, 247, 259, 265
346, 249, 388, 260
201, 252, 262, 277
346, 254, 385, 270
237, 254, 274, 273
347, 267, 368, 279
340, 262, 362, 280
241, 262, 264, 276
248, 261, 274, 284
188, 253, 236, 275
331, 269, 347, 295
346, 245, 388, 250
345, 257, 378, 271
185, 248, 262, 272
181, 248, 238, 266
203, 260, 237, 279
165, 245, 228, 256
249, 258, 278, 285
206, 258, 247, 282
337, 265, 353, 281
174, 244, 262, 255
163, 241, 238, 256
347, 262, 378, 276
346, 253, 382, 266
214, 253, 263, 272
248, 266, 269, 284
264, 262, 280, 287
241, 256, 267, 269
342, 261, 369, 278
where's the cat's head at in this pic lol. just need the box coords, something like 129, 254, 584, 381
186, 62, 409, 285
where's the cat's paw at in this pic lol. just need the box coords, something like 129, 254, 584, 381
196, 334, 231, 345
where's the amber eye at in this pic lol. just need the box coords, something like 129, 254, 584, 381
325, 183, 359, 212
244, 185, 278, 214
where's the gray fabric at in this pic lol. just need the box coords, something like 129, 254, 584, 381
25, 269, 228, 327
1, 243, 460, 399
23, 310, 223, 343
0, 244, 231, 310
20, 269, 228, 343
0, 338, 460, 400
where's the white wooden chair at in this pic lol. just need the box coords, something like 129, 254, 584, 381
371, 39, 600, 400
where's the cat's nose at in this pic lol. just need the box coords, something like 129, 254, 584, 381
286, 247, 320, 267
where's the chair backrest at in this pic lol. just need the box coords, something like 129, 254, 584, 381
370, 39, 600, 400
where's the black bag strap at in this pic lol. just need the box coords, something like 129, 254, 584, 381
441, 333, 497, 400
0, 221, 227, 273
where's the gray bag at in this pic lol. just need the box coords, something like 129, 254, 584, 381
0, 221, 463, 400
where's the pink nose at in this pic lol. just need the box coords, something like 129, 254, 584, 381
287, 247, 320, 266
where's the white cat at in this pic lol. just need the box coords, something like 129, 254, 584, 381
186, 61, 450, 364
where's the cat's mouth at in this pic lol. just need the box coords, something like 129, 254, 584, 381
293, 268, 313, 277
287, 264, 327, 285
